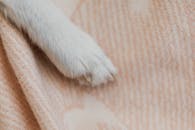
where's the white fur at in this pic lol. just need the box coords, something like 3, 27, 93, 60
0, 0, 117, 86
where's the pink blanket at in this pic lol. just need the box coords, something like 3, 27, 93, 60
0, 0, 194, 129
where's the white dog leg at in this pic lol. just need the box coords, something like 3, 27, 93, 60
0, 0, 117, 86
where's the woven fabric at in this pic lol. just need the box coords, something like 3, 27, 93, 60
0, 0, 194, 129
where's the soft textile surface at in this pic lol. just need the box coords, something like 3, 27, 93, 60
0, 0, 194, 130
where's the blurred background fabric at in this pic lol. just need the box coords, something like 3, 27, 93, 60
0, 0, 194, 130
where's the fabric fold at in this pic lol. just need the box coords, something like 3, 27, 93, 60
0, 0, 194, 129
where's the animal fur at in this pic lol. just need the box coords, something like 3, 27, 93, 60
0, 0, 117, 86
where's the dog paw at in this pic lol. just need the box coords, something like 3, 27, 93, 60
52, 32, 117, 87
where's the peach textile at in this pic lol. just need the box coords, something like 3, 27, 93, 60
0, 0, 194, 130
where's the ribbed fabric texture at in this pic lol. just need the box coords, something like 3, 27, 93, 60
0, 0, 194, 130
